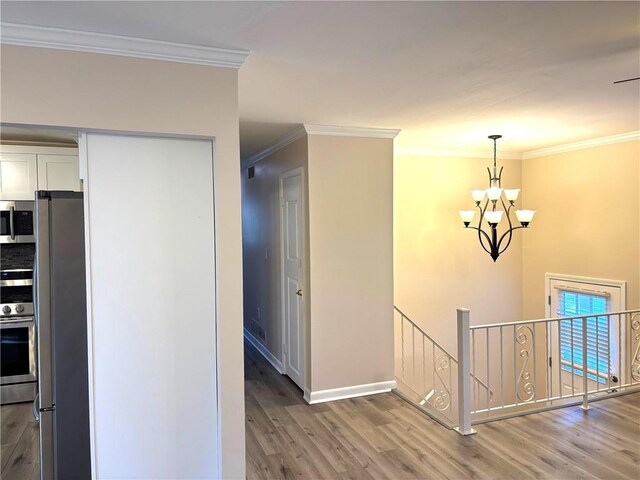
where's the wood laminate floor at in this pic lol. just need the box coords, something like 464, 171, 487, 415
1, 342, 637, 480
245, 340, 640, 480
1, 401, 39, 480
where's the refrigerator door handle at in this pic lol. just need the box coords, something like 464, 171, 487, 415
35, 196, 53, 409
32, 393, 40, 422
33, 265, 38, 324
9, 206, 15, 240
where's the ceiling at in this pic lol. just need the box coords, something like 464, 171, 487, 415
2, 1, 639, 158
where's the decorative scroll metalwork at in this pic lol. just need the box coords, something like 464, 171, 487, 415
430, 352, 452, 411
631, 313, 640, 383
394, 307, 492, 427
515, 325, 536, 402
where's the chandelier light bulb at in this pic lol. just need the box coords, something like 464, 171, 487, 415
516, 210, 536, 226
471, 189, 486, 204
487, 186, 502, 201
485, 211, 503, 224
459, 210, 475, 227
504, 189, 520, 203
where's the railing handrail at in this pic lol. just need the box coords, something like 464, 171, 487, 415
469, 308, 640, 330
394, 305, 492, 394
394, 306, 453, 356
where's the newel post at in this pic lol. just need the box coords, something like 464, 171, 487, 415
455, 308, 477, 435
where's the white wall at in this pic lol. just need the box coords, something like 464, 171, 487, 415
307, 134, 395, 393
241, 131, 396, 399
522, 140, 640, 318
394, 153, 523, 354
83, 133, 217, 478
1, 45, 245, 478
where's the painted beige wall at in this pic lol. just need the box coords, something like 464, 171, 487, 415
241, 136, 309, 369
522, 140, 640, 319
395, 140, 639, 406
307, 135, 395, 392
0, 45, 245, 479
394, 153, 524, 355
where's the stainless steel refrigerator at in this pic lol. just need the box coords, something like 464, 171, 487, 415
35, 191, 91, 479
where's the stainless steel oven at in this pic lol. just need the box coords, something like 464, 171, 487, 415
1, 201, 35, 244
1, 316, 37, 403
1, 268, 37, 404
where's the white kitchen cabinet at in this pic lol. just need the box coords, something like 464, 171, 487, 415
37, 154, 81, 191
0, 146, 80, 199
0, 153, 38, 200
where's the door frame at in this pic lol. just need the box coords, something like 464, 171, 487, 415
545, 273, 627, 395
79, 129, 222, 479
279, 166, 306, 390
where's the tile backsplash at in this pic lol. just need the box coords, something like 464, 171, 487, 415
0, 243, 36, 270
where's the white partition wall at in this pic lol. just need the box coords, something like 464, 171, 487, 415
80, 132, 218, 478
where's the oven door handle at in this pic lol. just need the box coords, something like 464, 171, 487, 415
9, 206, 15, 240
0, 317, 34, 326
0, 279, 33, 287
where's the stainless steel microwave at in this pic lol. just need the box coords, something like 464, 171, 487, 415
0, 201, 35, 243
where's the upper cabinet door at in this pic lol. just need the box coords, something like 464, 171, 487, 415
37, 155, 81, 192
0, 153, 38, 200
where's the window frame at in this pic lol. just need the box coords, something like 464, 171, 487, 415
545, 273, 627, 386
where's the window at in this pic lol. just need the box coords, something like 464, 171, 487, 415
558, 291, 609, 383
546, 274, 626, 393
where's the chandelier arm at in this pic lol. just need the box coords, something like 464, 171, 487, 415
497, 226, 525, 254
467, 226, 493, 255
479, 199, 490, 222
475, 202, 492, 253
494, 196, 514, 253
479, 229, 493, 255
502, 197, 513, 229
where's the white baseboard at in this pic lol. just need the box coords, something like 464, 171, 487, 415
243, 328, 284, 374
303, 380, 397, 404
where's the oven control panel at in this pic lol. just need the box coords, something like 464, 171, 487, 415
0, 303, 34, 318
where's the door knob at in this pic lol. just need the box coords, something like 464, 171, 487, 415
296, 289, 303, 297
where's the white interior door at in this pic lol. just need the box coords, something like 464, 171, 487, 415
81, 132, 218, 479
280, 168, 305, 390
548, 276, 624, 398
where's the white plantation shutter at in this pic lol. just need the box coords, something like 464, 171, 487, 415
557, 290, 609, 383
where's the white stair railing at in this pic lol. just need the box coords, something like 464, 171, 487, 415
456, 308, 640, 431
396, 307, 640, 434
393, 306, 491, 428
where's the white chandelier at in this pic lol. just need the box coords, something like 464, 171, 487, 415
459, 135, 535, 262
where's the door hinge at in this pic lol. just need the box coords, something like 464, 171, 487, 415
548, 295, 551, 306
283, 343, 287, 355
280, 197, 284, 208
548, 356, 552, 368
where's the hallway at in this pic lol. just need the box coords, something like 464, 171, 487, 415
245, 339, 640, 479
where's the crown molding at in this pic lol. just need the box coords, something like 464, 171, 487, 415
522, 131, 640, 159
394, 148, 522, 160
242, 123, 401, 168
0, 22, 250, 68
303, 124, 401, 139
242, 125, 307, 168
0, 144, 78, 154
